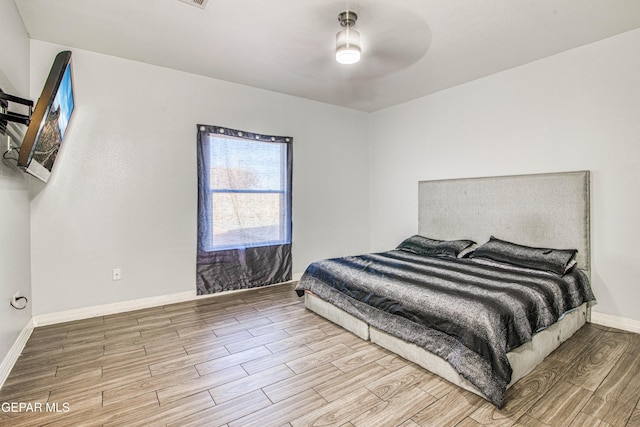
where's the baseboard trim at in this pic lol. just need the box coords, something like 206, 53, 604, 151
590, 311, 640, 334
0, 319, 35, 389
32, 290, 197, 327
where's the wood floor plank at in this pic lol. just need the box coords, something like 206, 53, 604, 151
102, 337, 145, 356
415, 371, 458, 399
0, 394, 50, 426
102, 314, 143, 329
282, 314, 344, 337
572, 323, 611, 343
54, 347, 145, 373
194, 345, 272, 376
100, 362, 152, 381
14, 345, 105, 369
138, 325, 181, 341
166, 389, 272, 427
265, 327, 329, 353
331, 345, 389, 373
262, 362, 343, 403
411, 388, 483, 427
147, 344, 228, 376
183, 330, 253, 355
100, 345, 188, 378
165, 309, 215, 324
102, 365, 198, 406
48, 390, 103, 414
304, 329, 367, 352
628, 409, 640, 427
512, 413, 550, 426
212, 315, 272, 337
290, 387, 382, 427
579, 350, 640, 425
313, 362, 390, 403
0, 366, 103, 400
1, 365, 58, 387
579, 396, 635, 426
622, 329, 640, 356
241, 343, 314, 375
568, 412, 616, 426
33, 391, 159, 427
457, 417, 486, 427
224, 329, 290, 354
365, 364, 431, 400
526, 380, 592, 426
261, 306, 315, 325
285, 343, 353, 374
208, 363, 296, 404
351, 386, 437, 426
375, 353, 409, 372
156, 364, 247, 405
247, 315, 308, 337
104, 390, 214, 427
25, 327, 68, 340
592, 350, 640, 403
48, 368, 152, 403
202, 312, 241, 329
562, 333, 629, 392
228, 388, 327, 427
470, 356, 568, 427
173, 320, 215, 338
399, 419, 426, 427
53, 364, 104, 380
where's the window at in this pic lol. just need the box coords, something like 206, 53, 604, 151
196, 125, 292, 294
204, 135, 291, 251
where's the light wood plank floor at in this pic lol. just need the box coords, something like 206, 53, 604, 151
1, 283, 639, 427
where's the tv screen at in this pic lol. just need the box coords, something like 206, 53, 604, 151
18, 51, 75, 182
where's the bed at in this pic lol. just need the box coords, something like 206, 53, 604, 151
294, 171, 595, 408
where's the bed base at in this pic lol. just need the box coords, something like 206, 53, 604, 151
304, 292, 587, 400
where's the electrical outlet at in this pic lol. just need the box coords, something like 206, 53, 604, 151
112, 268, 122, 281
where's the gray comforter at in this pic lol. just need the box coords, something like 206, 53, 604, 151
294, 249, 595, 407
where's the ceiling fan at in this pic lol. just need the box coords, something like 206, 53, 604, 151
276, 1, 432, 81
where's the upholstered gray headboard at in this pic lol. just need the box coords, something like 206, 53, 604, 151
418, 171, 590, 271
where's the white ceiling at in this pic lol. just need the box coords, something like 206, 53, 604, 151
14, 0, 640, 112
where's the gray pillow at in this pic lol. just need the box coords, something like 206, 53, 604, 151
397, 235, 476, 258
469, 236, 577, 275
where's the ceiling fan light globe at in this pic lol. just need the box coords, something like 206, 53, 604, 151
336, 28, 361, 64
336, 47, 361, 64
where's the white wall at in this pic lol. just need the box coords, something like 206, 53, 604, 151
0, 0, 32, 368
369, 29, 640, 323
30, 41, 370, 316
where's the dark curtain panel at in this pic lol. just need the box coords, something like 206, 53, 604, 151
196, 124, 293, 295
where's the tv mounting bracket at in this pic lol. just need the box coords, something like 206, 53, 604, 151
0, 88, 33, 135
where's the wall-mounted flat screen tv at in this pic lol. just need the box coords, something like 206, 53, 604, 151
17, 51, 75, 182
